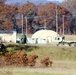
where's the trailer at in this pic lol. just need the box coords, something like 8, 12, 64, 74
56, 35, 76, 47
57, 41, 76, 47
0, 30, 16, 43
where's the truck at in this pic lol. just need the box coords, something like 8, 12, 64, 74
16, 34, 27, 44
57, 36, 76, 47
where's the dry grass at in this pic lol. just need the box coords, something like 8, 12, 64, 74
65, 35, 76, 41
0, 45, 76, 75
0, 66, 76, 75
0, 35, 76, 75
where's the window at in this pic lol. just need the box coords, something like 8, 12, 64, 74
55, 37, 60, 40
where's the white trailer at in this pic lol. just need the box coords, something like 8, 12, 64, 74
56, 35, 76, 46
0, 30, 16, 43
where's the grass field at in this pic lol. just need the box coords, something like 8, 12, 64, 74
0, 34, 76, 75
6, 44, 76, 61
0, 70, 65, 75
0, 44, 75, 75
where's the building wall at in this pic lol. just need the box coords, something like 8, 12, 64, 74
0, 32, 16, 43
32, 30, 59, 43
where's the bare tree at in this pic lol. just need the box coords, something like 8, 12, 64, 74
0, 0, 6, 4
62, 0, 76, 14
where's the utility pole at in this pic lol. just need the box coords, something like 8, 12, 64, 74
25, 17, 27, 37
22, 14, 23, 35
62, 15, 65, 35
56, 4, 58, 35
44, 18, 47, 30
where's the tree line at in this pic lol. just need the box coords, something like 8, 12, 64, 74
0, 0, 76, 34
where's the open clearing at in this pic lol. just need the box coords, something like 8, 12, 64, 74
0, 54, 76, 75
0, 35, 76, 75
0, 61, 76, 75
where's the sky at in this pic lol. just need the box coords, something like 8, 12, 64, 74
6, 0, 65, 5
47, 0, 64, 3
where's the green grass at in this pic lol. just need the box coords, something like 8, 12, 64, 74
0, 71, 65, 75
6, 44, 76, 61
15, 34, 76, 61
26, 45, 76, 61
13, 71, 65, 75
17, 34, 32, 38
0, 35, 76, 75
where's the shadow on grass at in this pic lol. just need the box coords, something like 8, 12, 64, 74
6, 44, 39, 52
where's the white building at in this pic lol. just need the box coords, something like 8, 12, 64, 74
31, 30, 62, 44
0, 31, 16, 43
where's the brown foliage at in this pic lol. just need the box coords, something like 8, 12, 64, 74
27, 55, 38, 67
4, 51, 38, 67
0, 3, 18, 30
0, 2, 72, 33
4, 50, 28, 66
18, 3, 36, 14
61, 0, 76, 13
0, 50, 54, 67
41, 57, 53, 67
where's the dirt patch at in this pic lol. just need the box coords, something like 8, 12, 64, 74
52, 61, 76, 69
0, 61, 76, 75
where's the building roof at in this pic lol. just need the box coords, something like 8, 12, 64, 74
32, 30, 58, 39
